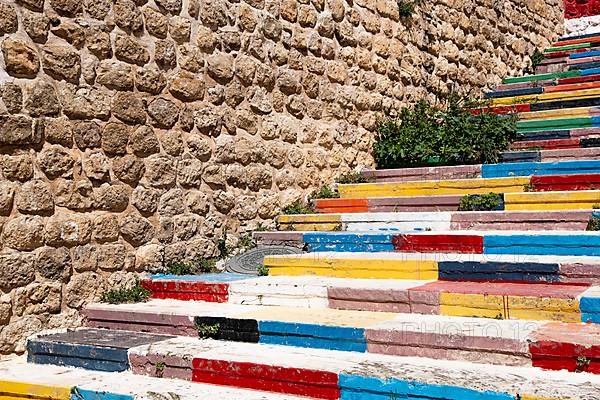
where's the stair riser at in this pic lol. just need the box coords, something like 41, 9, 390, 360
80, 308, 583, 371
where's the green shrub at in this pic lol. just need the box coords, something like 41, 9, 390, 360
587, 216, 600, 231
101, 280, 150, 304
164, 262, 195, 275
336, 172, 368, 184
282, 199, 315, 215
309, 185, 340, 200
257, 264, 269, 276
398, 0, 421, 17
197, 258, 219, 273
458, 193, 503, 211
196, 322, 220, 339
373, 94, 516, 169
526, 49, 544, 74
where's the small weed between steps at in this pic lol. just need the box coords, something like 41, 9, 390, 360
525, 49, 544, 74
336, 171, 369, 184
458, 193, 502, 211
257, 264, 269, 276
576, 356, 591, 372
254, 222, 271, 232
397, 0, 422, 17
101, 280, 150, 304
309, 185, 340, 200
523, 183, 535, 192
493, 313, 504, 320
164, 258, 219, 275
282, 199, 315, 215
196, 322, 220, 339
155, 361, 165, 378
587, 216, 600, 231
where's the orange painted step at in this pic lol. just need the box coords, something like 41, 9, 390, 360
544, 81, 600, 93
314, 198, 369, 213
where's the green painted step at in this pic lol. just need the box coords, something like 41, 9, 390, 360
503, 70, 580, 84
516, 116, 593, 133
544, 42, 591, 53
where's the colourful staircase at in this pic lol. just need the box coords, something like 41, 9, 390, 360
5, 28, 600, 400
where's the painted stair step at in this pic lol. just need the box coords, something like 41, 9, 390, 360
529, 322, 600, 373
27, 329, 174, 372
565, 60, 600, 70
481, 159, 600, 178
83, 300, 552, 367
482, 87, 600, 113
484, 87, 544, 99
558, 72, 600, 84
492, 86, 600, 107
510, 138, 581, 150
540, 146, 600, 161
411, 281, 588, 322
140, 273, 250, 302
516, 116, 599, 133
127, 335, 600, 400
337, 177, 530, 199
0, 357, 303, 400
581, 136, 600, 147
545, 43, 592, 54
517, 105, 600, 120
495, 80, 554, 92
504, 189, 600, 210
267, 230, 600, 257
361, 164, 482, 183
393, 234, 484, 254
499, 150, 541, 163
277, 210, 592, 233
567, 55, 600, 65
531, 173, 600, 191
314, 195, 464, 213
503, 70, 580, 84
557, 32, 600, 45
263, 252, 600, 285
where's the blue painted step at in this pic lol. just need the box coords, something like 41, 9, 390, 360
27, 329, 173, 372
481, 159, 600, 178
304, 232, 396, 252
339, 375, 514, 400
259, 321, 367, 352
484, 234, 600, 256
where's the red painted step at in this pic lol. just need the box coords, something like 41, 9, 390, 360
140, 279, 229, 302
531, 173, 600, 191
471, 103, 530, 116
192, 358, 340, 399
558, 73, 600, 85
392, 234, 484, 254
529, 322, 600, 374
511, 138, 581, 150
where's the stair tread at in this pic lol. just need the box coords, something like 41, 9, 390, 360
116, 334, 600, 398
0, 356, 302, 400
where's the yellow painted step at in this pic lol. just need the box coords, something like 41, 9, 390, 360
492, 87, 600, 106
338, 177, 530, 199
504, 190, 600, 210
265, 255, 439, 280
239, 306, 397, 327
518, 106, 593, 121
277, 214, 342, 232
0, 381, 71, 400
439, 293, 580, 323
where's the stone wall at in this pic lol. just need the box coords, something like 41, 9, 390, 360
0, 0, 562, 354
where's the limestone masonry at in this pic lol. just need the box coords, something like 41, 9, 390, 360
0, 0, 562, 354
